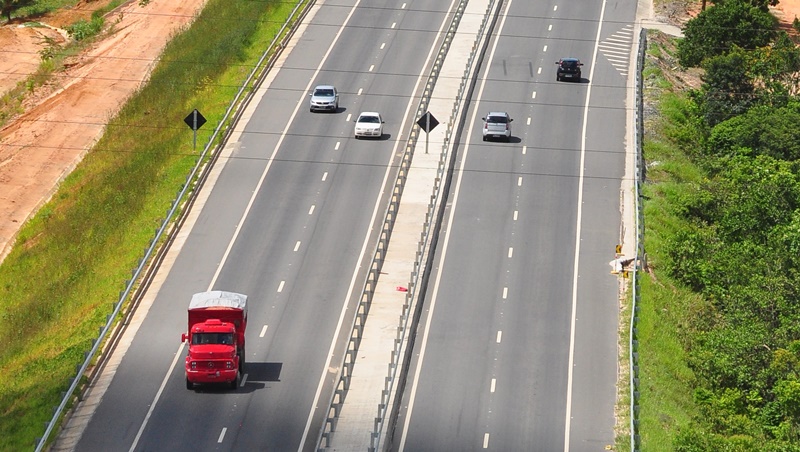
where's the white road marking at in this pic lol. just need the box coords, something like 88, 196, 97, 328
537, 66, 542, 75
502, 287, 508, 299
391, 22, 396, 29
496, 331, 502, 343
308, 205, 315, 215
553, 5, 558, 11
490, 378, 496, 393
241, 373, 249, 385
346, 113, 352, 121
369, 64, 375, 72
129, 3, 365, 451
218, 428, 226, 443
483, 433, 490, 448
517, 176, 522, 186
508, 247, 513, 258
381, 42, 386, 49
294, 241, 301, 252
549, 24, 553, 31
357, 88, 363, 96
277, 281, 285, 293
303, 1, 459, 448
543, 45, 547, 52
564, 0, 610, 450
513, 210, 518, 220
259, 325, 268, 337
335, 141, 340, 150
322, 172, 328, 181
401, 2, 406, 8
522, 146, 527, 155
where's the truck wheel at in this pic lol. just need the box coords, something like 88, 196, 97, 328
186, 378, 193, 390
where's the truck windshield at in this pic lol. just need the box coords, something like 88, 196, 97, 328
192, 333, 234, 345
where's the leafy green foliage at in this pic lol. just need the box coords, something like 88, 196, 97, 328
706, 104, 800, 161
694, 49, 755, 126
677, 0, 778, 67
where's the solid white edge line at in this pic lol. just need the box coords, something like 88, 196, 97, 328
300, 0, 462, 448
129, 2, 358, 449
563, 0, 609, 450
398, 2, 513, 449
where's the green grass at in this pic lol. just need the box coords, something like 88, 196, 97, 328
0, 0, 307, 449
635, 30, 707, 451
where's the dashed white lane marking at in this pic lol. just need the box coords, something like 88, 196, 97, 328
369, 64, 374, 72
335, 142, 340, 150
502, 287, 508, 299
259, 325, 268, 337
357, 88, 363, 96
513, 210, 518, 220
553, 5, 558, 11
401, 2, 406, 8
490, 378, 496, 393
277, 281, 285, 293
241, 373, 248, 386
521, 146, 526, 155
391, 22, 396, 28
294, 241, 301, 252
496, 331, 502, 343
548, 24, 553, 31
308, 205, 315, 215
517, 176, 523, 186
346, 113, 352, 121
543, 44, 547, 52
218, 428, 227, 443
508, 247, 513, 258
380, 42, 386, 49
537, 66, 542, 75
322, 172, 328, 181
483, 433, 490, 448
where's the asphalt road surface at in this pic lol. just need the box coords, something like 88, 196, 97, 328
74, 1, 460, 451
388, 0, 636, 450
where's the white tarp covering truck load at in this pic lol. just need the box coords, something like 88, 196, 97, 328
181, 291, 247, 390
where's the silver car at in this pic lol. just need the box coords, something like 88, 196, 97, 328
354, 112, 384, 139
481, 111, 512, 142
309, 85, 339, 112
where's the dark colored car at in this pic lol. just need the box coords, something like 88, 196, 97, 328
555, 58, 583, 82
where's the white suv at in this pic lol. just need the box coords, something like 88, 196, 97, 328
481, 112, 512, 142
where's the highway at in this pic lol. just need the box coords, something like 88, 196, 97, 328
388, 0, 635, 450
73, 1, 460, 450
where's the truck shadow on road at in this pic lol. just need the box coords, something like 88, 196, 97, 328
239, 362, 283, 391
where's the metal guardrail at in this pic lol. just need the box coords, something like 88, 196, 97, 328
314, 0, 504, 450
34, 1, 314, 450
630, 26, 647, 452
369, 0, 502, 450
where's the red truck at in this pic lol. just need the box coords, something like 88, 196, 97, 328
182, 291, 247, 390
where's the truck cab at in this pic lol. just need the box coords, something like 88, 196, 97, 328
182, 291, 247, 390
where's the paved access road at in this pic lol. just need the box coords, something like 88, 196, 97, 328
73, 1, 460, 451
388, 0, 636, 450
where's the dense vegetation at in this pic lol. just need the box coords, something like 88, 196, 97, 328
0, 0, 305, 449
641, 0, 800, 449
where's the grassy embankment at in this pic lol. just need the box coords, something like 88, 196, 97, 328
636, 31, 704, 450
0, 0, 306, 449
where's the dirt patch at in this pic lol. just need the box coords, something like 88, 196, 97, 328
1, 0, 800, 262
0, 0, 206, 261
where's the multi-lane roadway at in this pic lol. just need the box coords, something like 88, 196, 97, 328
70, 0, 636, 450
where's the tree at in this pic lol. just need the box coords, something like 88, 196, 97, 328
695, 49, 756, 126
677, 0, 778, 67
1, 0, 35, 22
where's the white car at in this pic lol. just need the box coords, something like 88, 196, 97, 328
481, 111, 512, 142
309, 85, 339, 112
354, 112, 384, 139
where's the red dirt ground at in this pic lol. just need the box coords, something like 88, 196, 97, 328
0, 0, 799, 262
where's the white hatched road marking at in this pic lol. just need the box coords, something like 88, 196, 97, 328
597, 24, 634, 76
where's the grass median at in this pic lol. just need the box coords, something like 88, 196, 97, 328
0, 0, 308, 449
